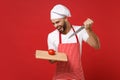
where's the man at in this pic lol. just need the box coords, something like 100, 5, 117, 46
47, 4, 100, 80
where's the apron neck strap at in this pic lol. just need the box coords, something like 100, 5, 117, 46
59, 26, 79, 44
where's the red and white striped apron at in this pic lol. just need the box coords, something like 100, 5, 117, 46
53, 27, 85, 80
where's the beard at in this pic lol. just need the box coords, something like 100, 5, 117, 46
58, 21, 67, 33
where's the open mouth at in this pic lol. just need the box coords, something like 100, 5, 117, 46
57, 26, 63, 32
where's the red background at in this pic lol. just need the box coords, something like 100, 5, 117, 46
0, 0, 120, 80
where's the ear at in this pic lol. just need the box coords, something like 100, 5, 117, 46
64, 17, 68, 21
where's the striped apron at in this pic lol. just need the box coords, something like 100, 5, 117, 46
53, 27, 85, 80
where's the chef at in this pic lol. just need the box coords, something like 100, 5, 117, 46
47, 4, 100, 80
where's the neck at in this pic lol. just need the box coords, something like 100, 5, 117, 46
63, 21, 72, 34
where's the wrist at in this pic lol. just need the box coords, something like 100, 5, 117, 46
85, 27, 92, 31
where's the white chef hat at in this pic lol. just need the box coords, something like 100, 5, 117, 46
50, 4, 71, 20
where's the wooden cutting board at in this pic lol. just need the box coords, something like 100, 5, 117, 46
35, 50, 68, 62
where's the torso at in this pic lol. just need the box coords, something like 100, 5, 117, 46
48, 25, 89, 53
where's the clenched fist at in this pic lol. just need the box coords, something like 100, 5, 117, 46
83, 18, 94, 30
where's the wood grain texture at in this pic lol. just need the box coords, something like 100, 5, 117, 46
35, 50, 68, 61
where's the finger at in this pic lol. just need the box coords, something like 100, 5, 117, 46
83, 18, 94, 26
87, 18, 94, 24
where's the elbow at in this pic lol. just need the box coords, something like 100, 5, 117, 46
87, 38, 101, 49
93, 38, 100, 49
94, 45, 100, 49
94, 42, 100, 49
89, 40, 100, 49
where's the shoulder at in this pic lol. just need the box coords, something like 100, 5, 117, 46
72, 25, 88, 38
48, 29, 59, 38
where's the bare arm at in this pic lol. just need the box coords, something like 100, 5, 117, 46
84, 18, 100, 49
